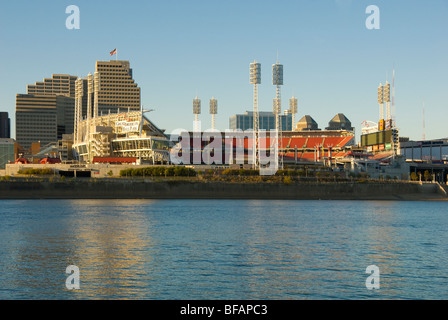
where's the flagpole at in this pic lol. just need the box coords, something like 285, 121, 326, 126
110, 48, 117, 60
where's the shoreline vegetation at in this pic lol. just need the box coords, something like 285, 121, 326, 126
1, 167, 447, 201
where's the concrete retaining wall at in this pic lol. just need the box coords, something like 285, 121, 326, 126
0, 180, 445, 200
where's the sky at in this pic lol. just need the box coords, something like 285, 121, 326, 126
0, 0, 447, 141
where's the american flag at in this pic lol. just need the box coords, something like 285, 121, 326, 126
110, 48, 117, 56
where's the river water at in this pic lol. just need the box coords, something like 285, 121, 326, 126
0, 199, 446, 300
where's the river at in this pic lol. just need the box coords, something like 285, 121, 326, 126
0, 199, 446, 299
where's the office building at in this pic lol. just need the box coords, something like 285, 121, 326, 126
0, 112, 10, 138
95, 60, 141, 114
15, 74, 82, 150
27, 74, 77, 96
0, 138, 15, 169
15, 59, 141, 150
229, 111, 292, 131
58, 134, 74, 161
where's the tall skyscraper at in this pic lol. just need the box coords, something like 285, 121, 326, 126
16, 60, 141, 150
0, 112, 10, 138
94, 60, 141, 114
15, 74, 82, 150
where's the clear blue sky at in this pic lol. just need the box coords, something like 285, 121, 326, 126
0, 0, 447, 141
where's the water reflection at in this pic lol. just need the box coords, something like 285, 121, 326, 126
353, 201, 404, 297
65, 200, 156, 299
0, 199, 447, 299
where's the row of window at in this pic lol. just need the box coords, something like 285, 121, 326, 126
99, 77, 130, 81
99, 87, 139, 91
99, 71, 131, 75
16, 117, 56, 121
17, 131, 56, 134
99, 92, 139, 95
97, 65, 126, 69
100, 82, 138, 86
17, 121, 57, 125
111, 139, 169, 151
98, 97, 139, 100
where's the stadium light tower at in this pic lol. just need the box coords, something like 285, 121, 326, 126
250, 60, 261, 169
272, 59, 283, 168
209, 97, 218, 130
272, 61, 283, 131
384, 81, 391, 129
378, 83, 384, 130
193, 96, 201, 132
289, 96, 298, 131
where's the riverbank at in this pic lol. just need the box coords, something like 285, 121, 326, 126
0, 178, 446, 200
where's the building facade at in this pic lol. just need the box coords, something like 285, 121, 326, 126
27, 74, 77, 96
229, 111, 292, 131
0, 138, 15, 169
400, 139, 448, 163
0, 112, 10, 139
58, 134, 74, 161
95, 60, 141, 114
16, 93, 76, 150
73, 110, 170, 164
15, 74, 80, 150
15, 60, 141, 151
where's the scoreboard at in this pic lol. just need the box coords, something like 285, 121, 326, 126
361, 129, 393, 149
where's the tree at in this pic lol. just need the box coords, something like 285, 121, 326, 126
410, 172, 418, 181
424, 170, 431, 182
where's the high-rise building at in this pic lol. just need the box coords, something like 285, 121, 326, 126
27, 74, 77, 97
15, 74, 81, 150
15, 60, 141, 150
0, 112, 10, 138
94, 60, 141, 114
229, 111, 292, 131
